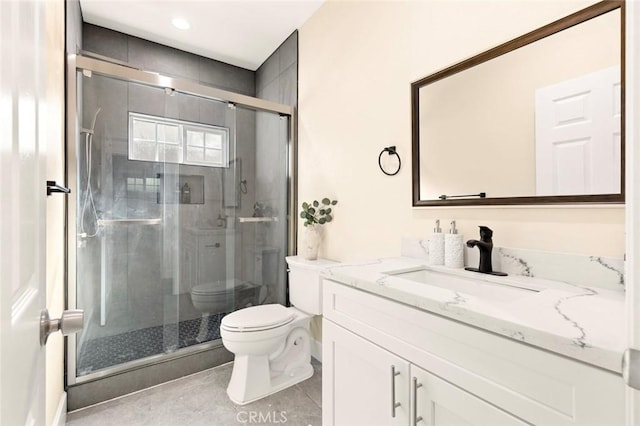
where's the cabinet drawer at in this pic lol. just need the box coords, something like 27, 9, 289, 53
323, 279, 624, 425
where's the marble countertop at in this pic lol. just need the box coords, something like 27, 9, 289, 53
323, 257, 625, 373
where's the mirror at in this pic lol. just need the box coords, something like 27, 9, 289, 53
411, 1, 624, 206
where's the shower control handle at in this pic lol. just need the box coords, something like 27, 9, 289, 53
40, 309, 84, 346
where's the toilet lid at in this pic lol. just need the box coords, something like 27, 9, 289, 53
221, 304, 294, 331
192, 279, 243, 295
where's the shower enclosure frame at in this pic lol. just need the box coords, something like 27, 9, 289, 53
65, 53, 297, 386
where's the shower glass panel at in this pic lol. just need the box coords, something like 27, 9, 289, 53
72, 67, 293, 378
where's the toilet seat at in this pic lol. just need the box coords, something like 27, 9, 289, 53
221, 304, 294, 332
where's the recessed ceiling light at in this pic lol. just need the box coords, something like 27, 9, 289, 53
172, 18, 190, 30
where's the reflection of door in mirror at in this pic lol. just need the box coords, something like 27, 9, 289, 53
535, 66, 620, 196
413, 1, 623, 206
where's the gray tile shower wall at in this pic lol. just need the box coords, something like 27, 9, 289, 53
82, 24, 255, 96
256, 31, 298, 105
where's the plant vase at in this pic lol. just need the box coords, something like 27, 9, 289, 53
301, 225, 321, 260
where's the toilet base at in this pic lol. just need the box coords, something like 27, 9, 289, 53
227, 356, 313, 405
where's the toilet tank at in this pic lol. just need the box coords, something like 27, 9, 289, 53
286, 256, 338, 315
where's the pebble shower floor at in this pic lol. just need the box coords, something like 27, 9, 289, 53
77, 313, 225, 375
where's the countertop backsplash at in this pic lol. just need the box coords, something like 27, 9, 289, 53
401, 237, 624, 292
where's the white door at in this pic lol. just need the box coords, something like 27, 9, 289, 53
535, 66, 621, 196
322, 320, 410, 426
0, 1, 63, 424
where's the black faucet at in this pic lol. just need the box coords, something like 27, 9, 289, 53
465, 226, 507, 276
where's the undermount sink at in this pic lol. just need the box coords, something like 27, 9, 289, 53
383, 267, 539, 303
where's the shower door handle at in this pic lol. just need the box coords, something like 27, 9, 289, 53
40, 309, 84, 346
46, 180, 71, 196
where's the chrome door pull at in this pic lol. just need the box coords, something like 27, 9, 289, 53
40, 309, 84, 346
391, 365, 401, 418
412, 377, 423, 425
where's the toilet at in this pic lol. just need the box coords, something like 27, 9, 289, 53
221, 256, 337, 405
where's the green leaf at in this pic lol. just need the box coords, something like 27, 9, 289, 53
313, 200, 319, 207
326, 214, 333, 222
300, 212, 306, 219
302, 202, 308, 209
331, 200, 338, 205
326, 208, 332, 214
318, 217, 326, 224
308, 207, 315, 214
319, 209, 326, 215
322, 198, 330, 205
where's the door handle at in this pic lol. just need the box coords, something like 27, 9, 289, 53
46, 180, 71, 196
412, 377, 423, 425
40, 309, 84, 346
391, 365, 401, 417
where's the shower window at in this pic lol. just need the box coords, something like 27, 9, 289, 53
129, 112, 229, 168
126, 177, 160, 194
184, 126, 227, 166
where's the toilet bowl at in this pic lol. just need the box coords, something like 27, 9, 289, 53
221, 256, 337, 405
190, 279, 260, 342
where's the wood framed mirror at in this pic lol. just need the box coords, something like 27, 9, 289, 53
411, 0, 624, 206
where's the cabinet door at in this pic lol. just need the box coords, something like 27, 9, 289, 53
411, 365, 527, 426
323, 319, 410, 426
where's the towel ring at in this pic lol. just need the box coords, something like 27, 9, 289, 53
378, 146, 401, 176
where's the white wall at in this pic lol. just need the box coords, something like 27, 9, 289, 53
298, 0, 624, 262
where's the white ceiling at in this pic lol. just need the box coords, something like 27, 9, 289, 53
79, 0, 324, 70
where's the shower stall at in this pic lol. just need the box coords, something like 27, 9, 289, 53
66, 54, 295, 393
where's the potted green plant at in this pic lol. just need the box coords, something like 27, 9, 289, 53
299, 198, 337, 260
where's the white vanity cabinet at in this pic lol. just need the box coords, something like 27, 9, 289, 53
322, 279, 625, 426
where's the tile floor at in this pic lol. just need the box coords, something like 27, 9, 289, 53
66, 360, 322, 426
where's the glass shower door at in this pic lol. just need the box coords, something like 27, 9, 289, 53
70, 60, 293, 384
74, 72, 238, 376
